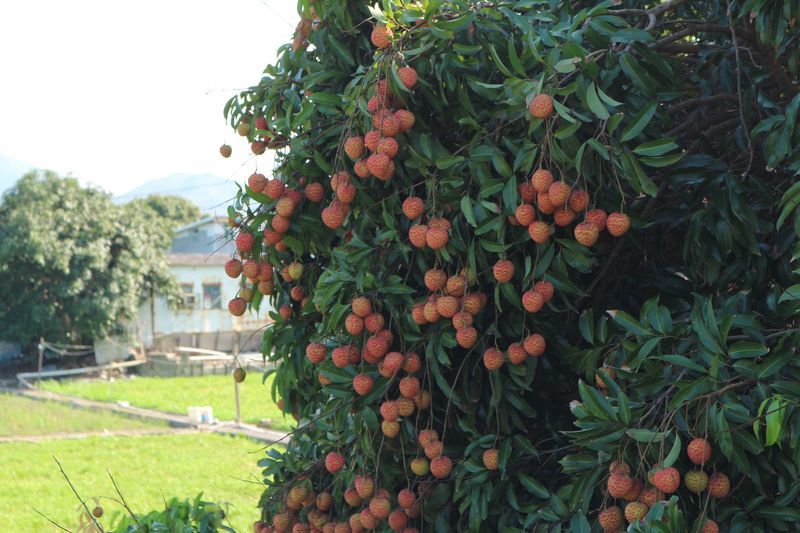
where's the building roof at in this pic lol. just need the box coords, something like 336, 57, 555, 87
168, 253, 229, 266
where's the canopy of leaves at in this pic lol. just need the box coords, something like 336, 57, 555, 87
127, 194, 203, 231
224, 0, 800, 530
0, 171, 180, 346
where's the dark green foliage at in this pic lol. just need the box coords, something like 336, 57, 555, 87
225, 0, 800, 530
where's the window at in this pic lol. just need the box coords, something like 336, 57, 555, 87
180, 283, 196, 309
203, 283, 222, 309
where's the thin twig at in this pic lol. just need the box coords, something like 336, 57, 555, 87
53, 456, 104, 532
727, 0, 753, 175
32, 508, 72, 532
107, 470, 140, 527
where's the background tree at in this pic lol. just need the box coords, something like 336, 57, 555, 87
0, 171, 182, 347
128, 194, 202, 231
223, 1, 800, 531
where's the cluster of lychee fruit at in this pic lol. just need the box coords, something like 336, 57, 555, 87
598, 437, 728, 532
403, 199, 451, 251
234, 113, 287, 156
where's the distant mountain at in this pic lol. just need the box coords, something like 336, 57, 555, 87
115, 173, 241, 214
0, 155, 36, 194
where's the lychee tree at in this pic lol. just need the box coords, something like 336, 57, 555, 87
222, 1, 800, 531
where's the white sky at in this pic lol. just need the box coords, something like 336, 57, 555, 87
0, 0, 299, 194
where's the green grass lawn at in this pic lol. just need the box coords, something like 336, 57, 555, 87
40, 373, 293, 431
0, 393, 162, 437
0, 433, 266, 532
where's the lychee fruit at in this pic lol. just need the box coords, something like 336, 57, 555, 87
410, 457, 429, 476
507, 342, 528, 364
377, 137, 399, 158
608, 473, 634, 499
397, 66, 418, 89
569, 189, 589, 212
523, 334, 546, 356
515, 204, 536, 226
445, 275, 467, 297
228, 297, 246, 316
345, 313, 364, 336
553, 206, 576, 227
701, 519, 720, 533
574, 222, 600, 246
388, 509, 407, 531
364, 313, 385, 333
394, 109, 415, 132
435, 295, 459, 318
684, 470, 709, 493
452, 311, 473, 329
219, 144, 232, 158
606, 212, 631, 237
344, 136, 365, 160
426, 227, 449, 249
522, 290, 545, 313
265, 179, 285, 200
483, 347, 504, 370
456, 327, 478, 348
354, 476, 375, 499
687, 437, 712, 466
402, 197, 425, 219
531, 169, 554, 193
250, 140, 266, 155
398, 489, 416, 509
367, 153, 391, 177
359, 509, 377, 529
271, 214, 290, 234
533, 280, 554, 302
624, 502, 648, 524
598, 506, 623, 532
371, 25, 392, 49
586, 208, 607, 229
232, 367, 246, 383
493, 259, 514, 283
422, 301, 440, 323
235, 232, 255, 253
528, 221, 550, 243
351, 297, 372, 317
528, 94, 554, 120
224, 259, 243, 278
399, 376, 420, 398
304, 182, 324, 203
482, 448, 499, 470
353, 374, 374, 396
380, 401, 400, 422
519, 181, 536, 203
306, 342, 326, 364
638, 485, 664, 507
548, 181, 570, 206
325, 452, 345, 473
396, 397, 415, 417
248, 173, 267, 193
652, 467, 680, 494
537, 191, 556, 214
403, 352, 421, 373
424, 269, 447, 291
430, 456, 452, 479
708, 473, 730, 498
408, 224, 428, 248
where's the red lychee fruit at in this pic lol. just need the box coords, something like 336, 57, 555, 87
435, 295, 459, 318
394, 109, 415, 132
359, 509, 377, 530
585, 208, 607, 230
598, 506, 623, 532
522, 290, 545, 313
652, 467, 680, 494
375, 114, 400, 138
528, 221, 550, 243
344, 136, 365, 160
687, 437, 713, 466
367, 153, 391, 177
403, 352, 421, 373
638, 485, 664, 507
276, 197, 297, 218
219, 144, 232, 158
553, 206, 576, 227
523, 333, 546, 357
608, 473, 634, 499
493, 259, 515, 283
396, 397, 415, 417
528, 94, 554, 120
483, 347, 504, 370
533, 280, 554, 302
623, 478, 643, 502
410, 457, 429, 476
402, 197, 424, 219
228, 297, 246, 316
430, 456, 452, 479
353, 374, 374, 395
574, 222, 600, 246
701, 520, 720, 533
388, 509, 407, 531
397, 489, 416, 509
354, 476, 375, 499
278, 304, 292, 320
351, 297, 372, 317
422, 301, 440, 323
569, 189, 589, 212
397, 66, 418, 89
371, 25, 392, 48
507, 342, 528, 365
399, 376, 420, 398
424, 268, 447, 291
325, 452, 345, 473
364, 313, 385, 334
248, 173, 267, 193
515, 204, 536, 226
418, 429, 439, 447
345, 313, 364, 336
225, 259, 243, 278
265, 179, 285, 200
377, 137, 399, 158
708, 473, 730, 498
606, 212, 631, 237
426, 227, 449, 249
519, 181, 536, 203
531, 169, 554, 193
304, 182, 324, 203
306, 342, 326, 364
456, 327, 478, 348
380, 400, 400, 422
271, 214, 290, 234
408, 224, 428, 248
235, 232, 255, 253
482, 448, 500, 471
250, 140, 266, 155
548, 181, 570, 206
452, 311, 473, 329
445, 275, 467, 297
537, 192, 556, 215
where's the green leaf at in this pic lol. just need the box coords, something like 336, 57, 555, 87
586, 82, 610, 119
662, 433, 682, 468
609, 310, 652, 337
621, 102, 658, 142
633, 138, 678, 157
626, 429, 668, 443
778, 284, 800, 303
728, 341, 768, 359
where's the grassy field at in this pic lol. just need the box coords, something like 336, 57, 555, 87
0, 432, 266, 532
40, 373, 292, 431
0, 393, 161, 437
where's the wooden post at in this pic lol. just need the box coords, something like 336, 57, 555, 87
37, 337, 45, 383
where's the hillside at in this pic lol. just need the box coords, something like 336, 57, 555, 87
114, 173, 241, 214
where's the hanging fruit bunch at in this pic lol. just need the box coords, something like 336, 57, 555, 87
224, 1, 800, 531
